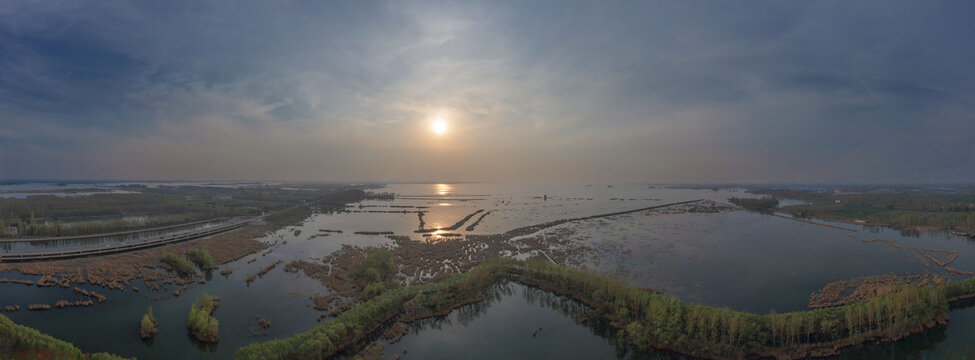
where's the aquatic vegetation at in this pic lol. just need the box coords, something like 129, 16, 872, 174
465, 210, 492, 231
36, 274, 70, 288
0, 278, 33, 286
353, 231, 394, 235
443, 209, 484, 230
74, 288, 107, 303
237, 258, 975, 360
186, 248, 216, 270
287, 200, 727, 305
140, 306, 158, 339
1, 313, 128, 359
415, 209, 484, 233
27, 304, 51, 311
160, 252, 197, 275
421, 232, 461, 238
187, 292, 220, 343
246, 261, 283, 284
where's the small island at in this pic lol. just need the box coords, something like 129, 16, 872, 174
139, 307, 158, 339
187, 293, 220, 343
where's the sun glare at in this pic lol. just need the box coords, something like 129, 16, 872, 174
432, 118, 448, 135
435, 183, 452, 196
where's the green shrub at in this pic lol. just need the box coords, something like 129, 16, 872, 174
1, 313, 129, 359
186, 248, 215, 270
188, 292, 220, 343
140, 306, 158, 339
351, 249, 394, 285
160, 251, 197, 275
364, 282, 385, 298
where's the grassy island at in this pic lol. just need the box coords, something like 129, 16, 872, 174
188, 292, 220, 343
140, 306, 158, 339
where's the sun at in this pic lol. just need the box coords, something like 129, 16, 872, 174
432, 118, 448, 135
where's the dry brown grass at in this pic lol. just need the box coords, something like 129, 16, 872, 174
246, 261, 282, 284
0, 278, 33, 286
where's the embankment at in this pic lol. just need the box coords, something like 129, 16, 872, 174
237, 258, 973, 360
0, 313, 128, 359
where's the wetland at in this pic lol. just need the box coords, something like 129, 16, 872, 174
3, 182, 975, 359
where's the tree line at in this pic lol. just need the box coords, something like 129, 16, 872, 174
729, 197, 780, 213
236, 258, 974, 359
0, 313, 128, 359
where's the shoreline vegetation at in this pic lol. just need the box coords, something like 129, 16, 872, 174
246, 261, 282, 284
237, 258, 975, 360
0, 312, 128, 359
745, 188, 975, 236
729, 197, 779, 213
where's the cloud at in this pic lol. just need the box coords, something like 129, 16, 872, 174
1, 1, 973, 183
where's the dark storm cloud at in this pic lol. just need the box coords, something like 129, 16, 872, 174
0, 1, 973, 182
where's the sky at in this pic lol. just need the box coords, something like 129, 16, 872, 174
1, 1, 973, 184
